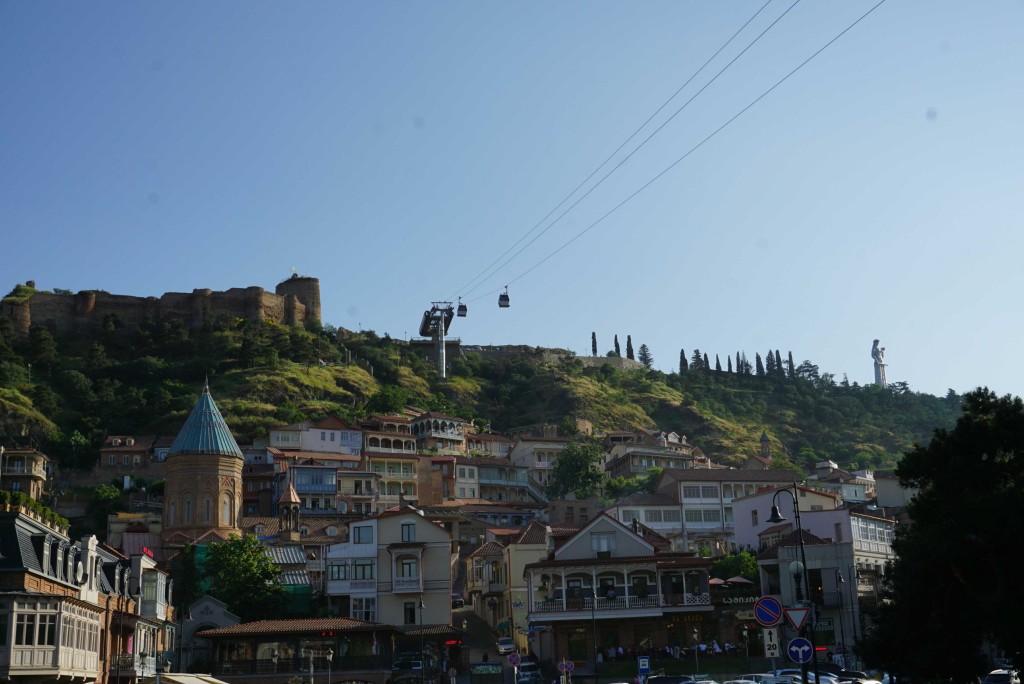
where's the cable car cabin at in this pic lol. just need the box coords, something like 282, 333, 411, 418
457, 300, 467, 317
498, 291, 510, 308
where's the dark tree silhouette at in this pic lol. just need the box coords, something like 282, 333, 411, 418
614, 335, 621, 357
690, 349, 703, 371
775, 349, 783, 373
703, 352, 710, 371
679, 349, 688, 373
591, 332, 597, 356
766, 349, 777, 377
787, 351, 795, 378
715, 354, 722, 372
727, 355, 733, 373
755, 353, 764, 376
638, 344, 653, 368
626, 335, 635, 360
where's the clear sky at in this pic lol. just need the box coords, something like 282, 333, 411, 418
2, 1, 1021, 398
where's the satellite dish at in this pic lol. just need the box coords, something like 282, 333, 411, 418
75, 561, 84, 583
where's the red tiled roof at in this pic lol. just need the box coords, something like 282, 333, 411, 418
101, 435, 157, 452
471, 541, 505, 557
313, 416, 360, 431
525, 553, 709, 571
197, 617, 385, 637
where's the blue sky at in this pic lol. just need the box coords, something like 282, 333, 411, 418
2, 1, 1022, 398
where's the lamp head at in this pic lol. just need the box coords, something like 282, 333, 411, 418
767, 505, 786, 524
789, 560, 804, 576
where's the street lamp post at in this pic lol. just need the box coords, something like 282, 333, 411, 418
591, 589, 599, 684
768, 485, 821, 684
327, 648, 333, 684
741, 626, 750, 672
692, 627, 699, 673
835, 571, 848, 667
419, 598, 426, 684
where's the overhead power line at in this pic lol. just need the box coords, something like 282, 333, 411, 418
466, 0, 889, 303
448, 0, 780, 301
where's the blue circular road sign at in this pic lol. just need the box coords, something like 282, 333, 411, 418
786, 637, 813, 664
754, 596, 784, 627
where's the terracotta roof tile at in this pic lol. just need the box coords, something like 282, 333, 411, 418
196, 617, 385, 637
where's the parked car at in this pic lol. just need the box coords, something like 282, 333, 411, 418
775, 669, 838, 684
647, 677, 696, 684
983, 671, 1021, 684
452, 593, 465, 608
496, 636, 516, 654
392, 659, 424, 671
741, 674, 792, 684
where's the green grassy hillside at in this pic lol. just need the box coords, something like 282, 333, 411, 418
0, 306, 961, 474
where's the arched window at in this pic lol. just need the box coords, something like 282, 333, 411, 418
221, 494, 232, 526
204, 498, 212, 523
169, 502, 177, 526
184, 499, 192, 523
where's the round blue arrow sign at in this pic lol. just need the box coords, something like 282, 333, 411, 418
787, 637, 813, 664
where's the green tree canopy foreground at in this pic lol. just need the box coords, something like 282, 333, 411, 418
547, 436, 605, 500
859, 389, 1024, 680
204, 534, 287, 623
709, 551, 758, 583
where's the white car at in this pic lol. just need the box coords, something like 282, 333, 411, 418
496, 636, 516, 655
776, 670, 838, 684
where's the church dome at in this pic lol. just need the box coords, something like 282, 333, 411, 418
168, 381, 243, 458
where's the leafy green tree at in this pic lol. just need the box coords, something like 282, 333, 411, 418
860, 389, 1024, 680
205, 534, 287, 622
679, 349, 688, 373
626, 335, 634, 361
546, 437, 605, 500
638, 344, 653, 368
795, 360, 819, 382
690, 349, 703, 371
171, 543, 206, 612
28, 325, 58, 371
613, 335, 621, 357
366, 385, 408, 415
591, 332, 597, 356
709, 550, 758, 582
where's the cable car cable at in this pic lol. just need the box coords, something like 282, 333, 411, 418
463, 0, 889, 304
446, 0, 780, 302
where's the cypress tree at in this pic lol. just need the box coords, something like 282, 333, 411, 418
775, 349, 783, 372
766, 349, 776, 377
614, 335, 621, 357
755, 353, 765, 377
727, 355, 733, 373
680, 349, 688, 373
736, 352, 742, 374
715, 354, 722, 372
787, 351, 795, 378
703, 352, 710, 371
591, 332, 597, 356
626, 335, 635, 360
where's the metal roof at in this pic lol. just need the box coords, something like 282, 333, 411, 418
168, 383, 243, 458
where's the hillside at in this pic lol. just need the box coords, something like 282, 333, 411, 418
0, 302, 962, 474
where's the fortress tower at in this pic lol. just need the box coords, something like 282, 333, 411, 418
275, 273, 321, 324
161, 381, 244, 549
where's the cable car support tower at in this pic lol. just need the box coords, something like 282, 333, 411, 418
419, 302, 455, 378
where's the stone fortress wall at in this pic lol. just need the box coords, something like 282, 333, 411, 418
2, 275, 321, 337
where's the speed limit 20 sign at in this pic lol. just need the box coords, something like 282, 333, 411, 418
763, 627, 780, 659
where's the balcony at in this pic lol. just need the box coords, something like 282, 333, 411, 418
531, 594, 665, 614
376, 471, 416, 480
294, 483, 337, 494
479, 476, 528, 486
330, 578, 377, 594
393, 577, 422, 593
533, 461, 552, 469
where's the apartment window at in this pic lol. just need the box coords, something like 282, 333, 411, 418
38, 614, 55, 645
399, 558, 418, 577
404, 602, 417, 625
458, 487, 465, 498
321, 432, 326, 441
353, 526, 373, 544
15, 614, 36, 645
722, 484, 734, 498
565, 507, 575, 523
123, 455, 130, 465
580, 508, 589, 522
402, 523, 415, 542
133, 455, 141, 465
329, 563, 348, 580
751, 510, 759, 526
700, 485, 719, 498
684, 510, 703, 523
352, 597, 376, 621
108, 455, 115, 465
331, 433, 336, 442
470, 488, 476, 497
682, 486, 700, 499
621, 509, 639, 523
703, 510, 722, 523
591, 532, 616, 554
664, 510, 680, 522
459, 467, 466, 478
353, 560, 375, 579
